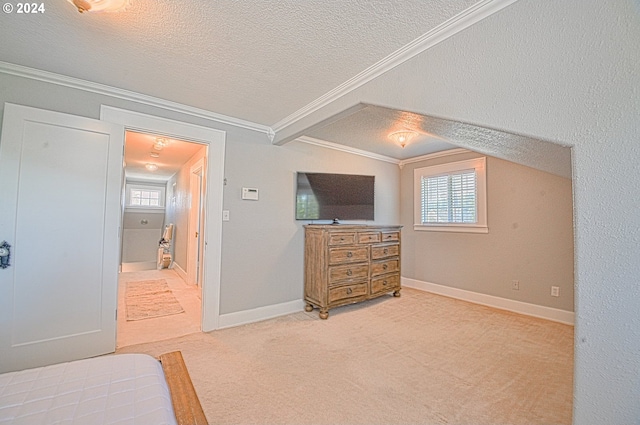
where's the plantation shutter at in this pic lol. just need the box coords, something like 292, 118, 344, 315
421, 170, 477, 224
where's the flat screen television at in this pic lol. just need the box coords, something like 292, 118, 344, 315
295, 172, 375, 221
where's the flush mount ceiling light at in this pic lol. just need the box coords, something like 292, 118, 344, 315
388, 130, 418, 148
153, 137, 169, 151
145, 163, 158, 171
67, 0, 130, 13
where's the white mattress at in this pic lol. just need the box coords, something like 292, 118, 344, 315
0, 354, 178, 425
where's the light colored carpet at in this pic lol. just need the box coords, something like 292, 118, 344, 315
125, 279, 185, 321
117, 288, 574, 424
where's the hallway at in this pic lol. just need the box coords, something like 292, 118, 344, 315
117, 268, 201, 349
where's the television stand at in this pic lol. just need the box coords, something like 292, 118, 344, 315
303, 224, 402, 319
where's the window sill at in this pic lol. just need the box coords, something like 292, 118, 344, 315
125, 206, 165, 213
414, 224, 488, 234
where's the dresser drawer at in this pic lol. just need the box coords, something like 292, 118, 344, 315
371, 243, 399, 260
329, 246, 369, 265
328, 282, 367, 303
371, 259, 399, 276
381, 231, 400, 242
357, 232, 381, 244
329, 264, 369, 284
328, 233, 356, 246
371, 274, 400, 295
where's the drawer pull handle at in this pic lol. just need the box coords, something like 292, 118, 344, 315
383, 280, 388, 286
340, 237, 345, 241
383, 248, 388, 254
346, 288, 353, 295
346, 269, 352, 276
383, 264, 388, 270
347, 252, 353, 258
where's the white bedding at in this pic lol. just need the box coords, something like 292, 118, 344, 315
0, 354, 178, 425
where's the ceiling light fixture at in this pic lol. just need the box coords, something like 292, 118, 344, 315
153, 137, 169, 151
67, 0, 130, 13
149, 152, 160, 158
388, 130, 418, 148
145, 163, 158, 171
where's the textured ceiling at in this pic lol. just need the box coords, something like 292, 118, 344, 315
305, 105, 572, 177
0, 0, 572, 177
0, 0, 476, 126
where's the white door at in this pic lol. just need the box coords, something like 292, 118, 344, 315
0, 103, 123, 373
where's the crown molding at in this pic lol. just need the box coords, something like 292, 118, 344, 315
294, 136, 400, 164
398, 148, 472, 168
0, 61, 272, 135
272, 0, 519, 135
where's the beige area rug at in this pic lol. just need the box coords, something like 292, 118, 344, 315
125, 279, 184, 321
117, 288, 574, 424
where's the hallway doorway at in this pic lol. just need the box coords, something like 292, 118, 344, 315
117, 269, 201, 348
119, 130, 208, 347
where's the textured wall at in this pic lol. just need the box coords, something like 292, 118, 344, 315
401, 151, 574, 311
286, 1, 640, 422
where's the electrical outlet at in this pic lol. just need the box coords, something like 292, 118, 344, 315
551, 286, 560, 297
512, 280, 520, 290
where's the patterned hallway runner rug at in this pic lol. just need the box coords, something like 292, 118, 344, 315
125, 279, 185, 321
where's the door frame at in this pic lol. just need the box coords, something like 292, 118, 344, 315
187, 158, 205, 287
100, 106, 225, 332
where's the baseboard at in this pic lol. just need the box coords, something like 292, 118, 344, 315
172, 262, 187, 281
218, 299, 306, 329
402, 277, 574, 325
121, 261, 156, 272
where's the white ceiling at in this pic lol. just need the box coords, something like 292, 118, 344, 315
0, 0, 571, 176
124, 131, 205, 181
0, 0, 476, 126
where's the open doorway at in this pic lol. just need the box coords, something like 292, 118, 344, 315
117, 130, 208, 348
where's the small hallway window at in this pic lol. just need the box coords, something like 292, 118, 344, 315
125, 183, 165, 209
130, 189, 161, 207
414, 157, 487, 233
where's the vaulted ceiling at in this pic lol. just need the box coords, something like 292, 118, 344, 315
0, 0, 572, 176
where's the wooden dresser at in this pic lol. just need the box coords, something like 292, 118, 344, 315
304, 224, 402, 319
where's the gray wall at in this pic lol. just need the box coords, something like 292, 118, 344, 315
220, 139, 400, 314
121, 209, 163, 263
401, 151, 574, 312
274, 1, 640, 422
0, 72, 400, 317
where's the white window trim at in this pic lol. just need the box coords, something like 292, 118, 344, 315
413, 157, 488, 233
125, 183, 165, 209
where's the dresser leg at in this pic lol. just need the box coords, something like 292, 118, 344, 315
304, 303, 314, 312
319, 309, 329, 320
393, 290, 401, 297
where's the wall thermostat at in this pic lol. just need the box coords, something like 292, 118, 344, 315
242, 187, 259, 200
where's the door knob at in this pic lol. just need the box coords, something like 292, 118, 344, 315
0, 241, 11, 269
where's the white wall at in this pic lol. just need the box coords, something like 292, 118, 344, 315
164, 145, 207, 272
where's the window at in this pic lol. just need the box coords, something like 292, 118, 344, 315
130, 189, 161, 206
414, 157, 487, 233
125, 183, 165, 209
